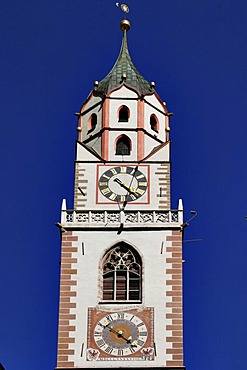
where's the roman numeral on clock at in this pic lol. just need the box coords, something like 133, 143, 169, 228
137, 339, 145, 346
101, 187, 111, 195
129, 346, 136, 353
135, 188, 145, 195
105, 346, 113, 354
137, 321, 145, 327
109, 193, 117, 200
96, 339, 105, 348
139, 330, 148, 336
94, 331, 101, 336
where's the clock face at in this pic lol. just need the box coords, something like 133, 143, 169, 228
93, 312, 148, 356
98, 166, 148, 203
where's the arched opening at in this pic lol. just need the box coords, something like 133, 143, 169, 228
102, 243, 142, 302
115, 135, 131, 155
88, 113, 97, 133
118, 105, 130, 122
150, 114, 159, 132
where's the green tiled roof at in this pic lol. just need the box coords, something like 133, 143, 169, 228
96, 30, 153, 96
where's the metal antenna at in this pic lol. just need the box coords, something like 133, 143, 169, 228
180, 210, 198, 231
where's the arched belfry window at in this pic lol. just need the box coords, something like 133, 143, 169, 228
118, 105, 129, 122
150, 114, 159, 132
102, 243, 142, 302
88, 113, 97, 132
116, 135, 131, 155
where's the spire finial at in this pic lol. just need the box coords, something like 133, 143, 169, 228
116, 3, 130, 31
120, 19, 130, 32
115, 3, 129, 14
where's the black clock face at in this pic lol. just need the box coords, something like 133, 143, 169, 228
98, 166, 148, 203
93, 312, 148, 356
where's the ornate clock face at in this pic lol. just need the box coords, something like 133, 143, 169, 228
98, 166, 148, 203
93, 312, 148, 356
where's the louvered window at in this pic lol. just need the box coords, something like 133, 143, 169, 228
102, 244, 142, 302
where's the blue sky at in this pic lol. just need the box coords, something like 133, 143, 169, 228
1, 0, 247, 369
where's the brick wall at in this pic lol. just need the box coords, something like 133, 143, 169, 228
156, 163, 171, 209
165, 230, 184, 367
74, 164, 88, 209
56, 231, 78, 368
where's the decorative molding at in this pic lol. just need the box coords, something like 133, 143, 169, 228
61, 210, 182, 228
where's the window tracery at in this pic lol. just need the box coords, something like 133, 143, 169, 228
102, 244, 142, 302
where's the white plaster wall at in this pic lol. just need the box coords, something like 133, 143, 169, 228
108, 130, 138, 161
68, 229, 174, 368
81, 95, 103, 139
144, 95, 166, 142
74, 163, 170, 210
109, 86, 138, 129
144, 134, 162, 158
107, 87, 139, 162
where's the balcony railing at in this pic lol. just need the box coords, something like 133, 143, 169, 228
61, 209, 183, 228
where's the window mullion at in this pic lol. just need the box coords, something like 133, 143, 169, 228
114, 269, 116, 300
127, 269, 129, 300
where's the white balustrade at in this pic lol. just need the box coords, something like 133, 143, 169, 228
61, 209, 182, 227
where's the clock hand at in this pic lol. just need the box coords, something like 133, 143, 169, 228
104, 323, 133, 344
113, 178, 129, 191
113, 178, 124, 186
114, 178, 136, 194
130, 339, 138, 347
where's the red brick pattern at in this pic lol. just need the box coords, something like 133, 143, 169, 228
74, 164, 88, 209
155, 163, 171, 210
165, 230, 184, 367
56, 231, 78, 368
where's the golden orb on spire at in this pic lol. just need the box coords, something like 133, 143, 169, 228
120, 19, 130, 32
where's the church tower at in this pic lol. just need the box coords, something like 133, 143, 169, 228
56, 18, 185, 370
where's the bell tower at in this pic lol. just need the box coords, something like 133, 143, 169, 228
56, 19, 185, 370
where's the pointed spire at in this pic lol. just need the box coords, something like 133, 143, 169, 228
96, 20, 153, 97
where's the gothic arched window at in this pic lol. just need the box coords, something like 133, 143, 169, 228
115, 135, 131, 155
118, 105, 129, 122
88, 113, 97, 132
150, 114, 159, 132
102, 243, 142, 302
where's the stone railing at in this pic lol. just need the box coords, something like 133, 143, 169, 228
61, 209, 183, 228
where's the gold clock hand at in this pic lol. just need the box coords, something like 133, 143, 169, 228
130, 339, 138, 347
106, 325, 132, 343
114, 178, 135, 193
